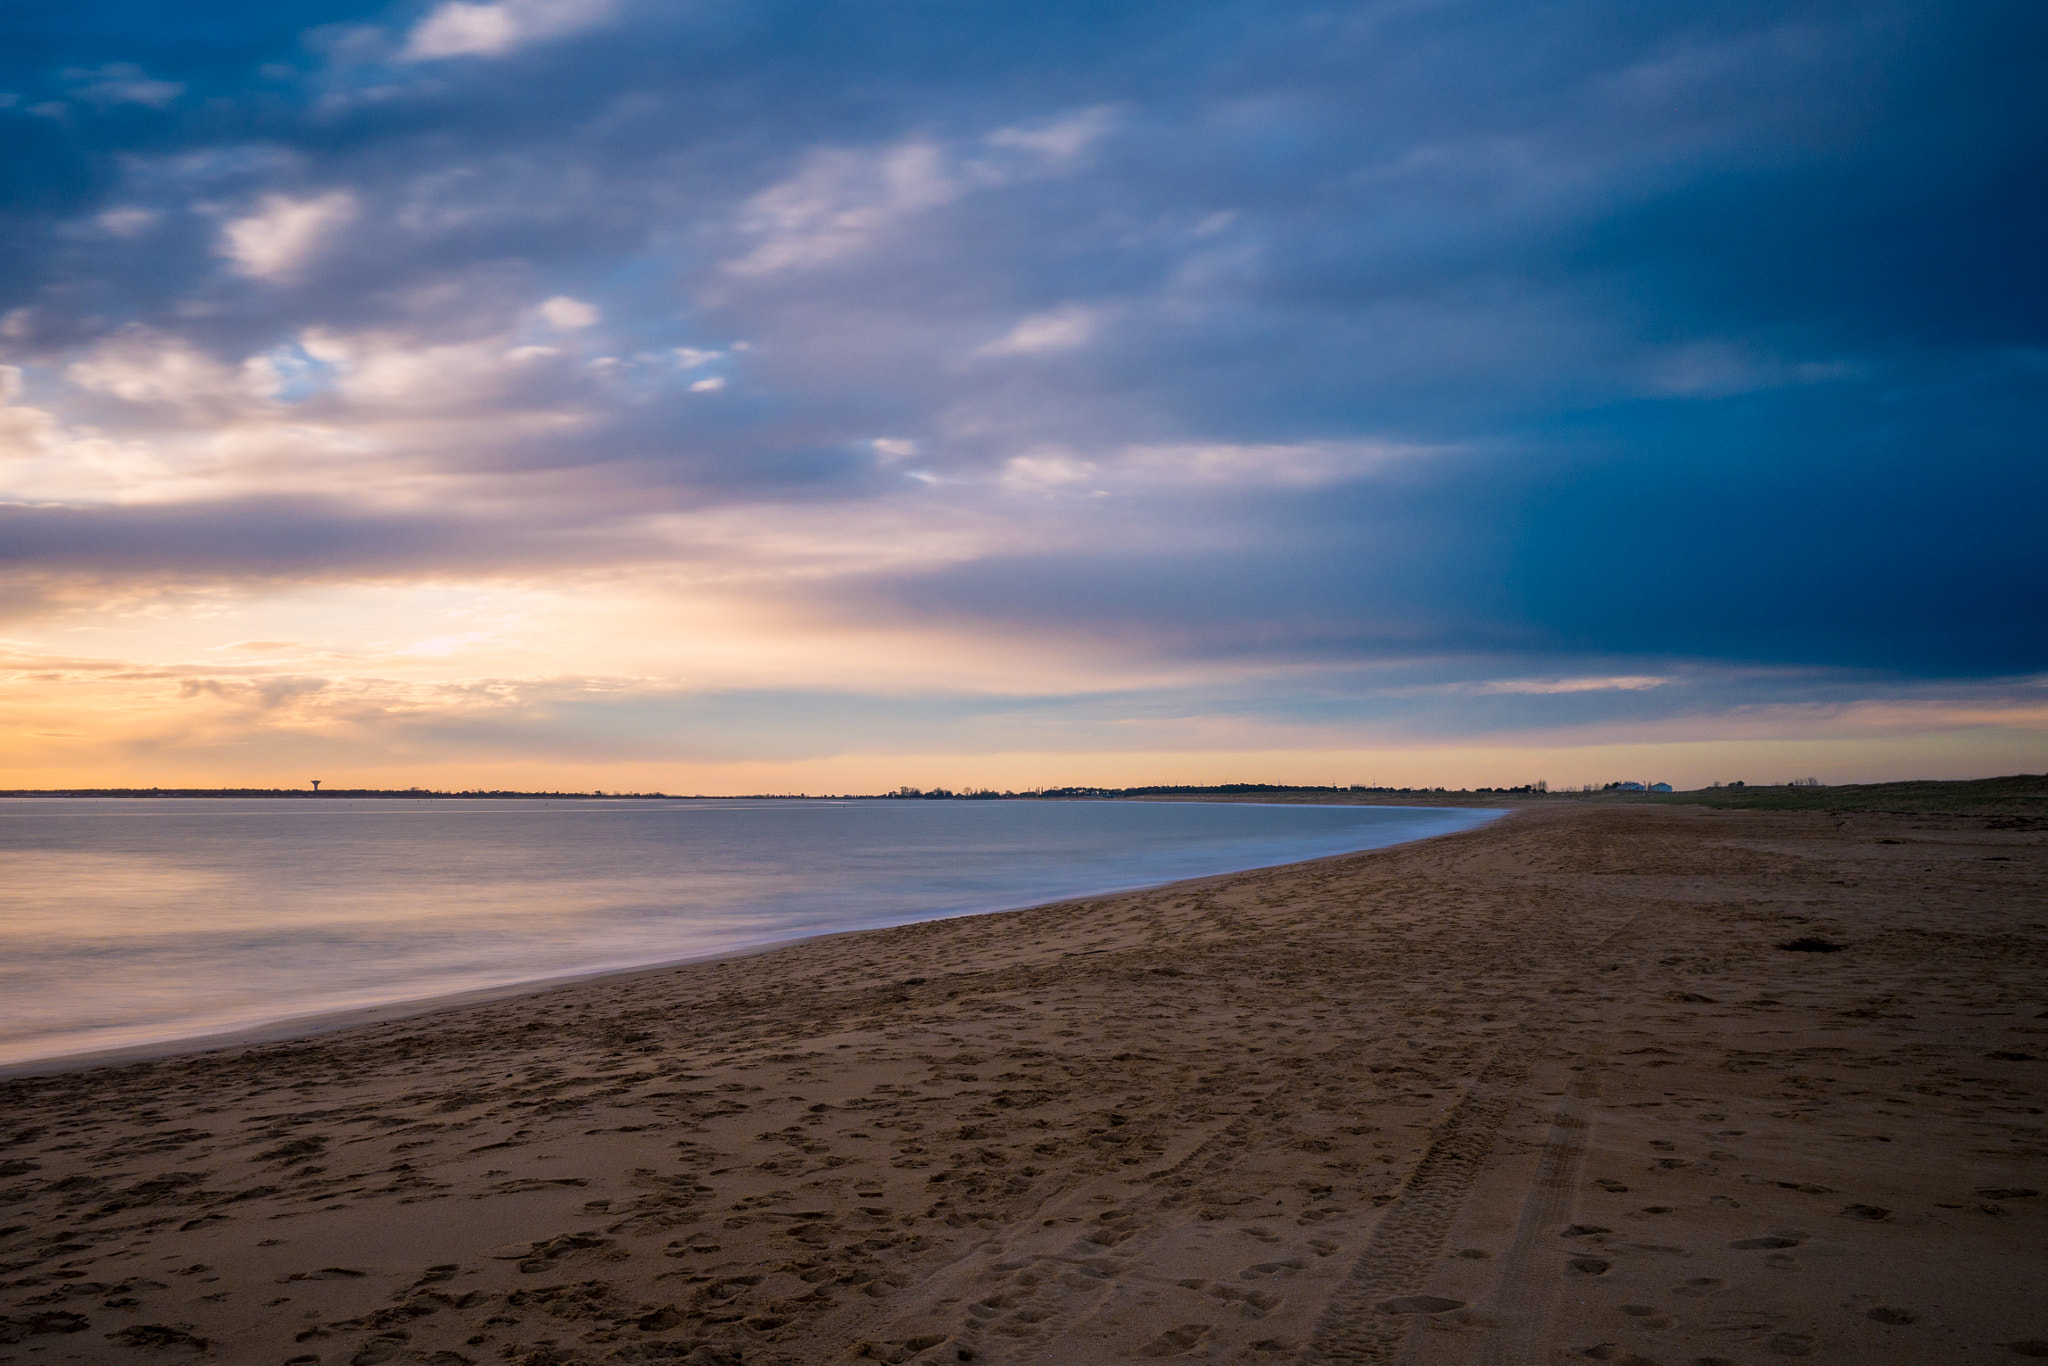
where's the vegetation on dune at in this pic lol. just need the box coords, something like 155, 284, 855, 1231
1078, 774, 2048, 818
1613, 772, 2048, 817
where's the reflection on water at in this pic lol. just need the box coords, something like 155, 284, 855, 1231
0, 797, 1497, 1064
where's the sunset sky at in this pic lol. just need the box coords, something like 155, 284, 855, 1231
1, 1, 2042, 792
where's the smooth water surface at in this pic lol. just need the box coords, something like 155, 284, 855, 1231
0, 798, 1498, 1064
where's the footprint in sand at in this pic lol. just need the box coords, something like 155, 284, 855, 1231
0, 1312, 91, 1341
1204, 1285, 1281, 1317
1671, 1277, 1726, 1297
1239, 1259, 1307, 1279
1377, 1295, 1465, 1314
1577, 1346, 1658, 1364
275, 1266, 369, 1283
108, 1325, 209, 1351
857, 1334, 950, 1364
1137, 1323, 1211, 1357
1866, 1306, 1920, 1325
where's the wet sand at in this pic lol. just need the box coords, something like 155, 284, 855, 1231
1, 803, 2044, 1365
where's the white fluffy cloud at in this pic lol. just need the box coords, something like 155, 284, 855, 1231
401, 0, 618, 60
999, 450, 1097, 493
218, 191, 359, 282
725, 142, 958, 276
64, 327, 263, 409
539, 296, 601, 329
725, 112, 1115, 277
0, 363, 185, 502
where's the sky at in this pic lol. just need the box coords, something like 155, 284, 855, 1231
0, 0, 2043, 793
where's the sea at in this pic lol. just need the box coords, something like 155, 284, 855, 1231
0, 797, 1499, 1067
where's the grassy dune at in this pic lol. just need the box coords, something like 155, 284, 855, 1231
1613, 772, 2048, 817
1103, 774, 2048, 819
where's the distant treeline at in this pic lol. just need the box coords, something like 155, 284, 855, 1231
4, 774, 2039, 817
885, 782, 1542, 799
891, 776, 2048, 816
1019, 783, 1542, 798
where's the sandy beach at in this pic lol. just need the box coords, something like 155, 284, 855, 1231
2, 802, 2044, 1366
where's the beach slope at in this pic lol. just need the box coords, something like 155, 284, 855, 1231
2, 804, 2044, 1364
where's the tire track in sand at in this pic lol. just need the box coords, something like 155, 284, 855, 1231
1303, 909, 1648, 1366
1300, 1041, 1531, 1365
1482, 1060, 1602, 1366
851, 1111, 1277, 1363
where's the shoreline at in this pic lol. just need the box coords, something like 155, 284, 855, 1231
2, 802, 2041, 1365
0, 933, 811, 1082
0, 806, 1507, 1079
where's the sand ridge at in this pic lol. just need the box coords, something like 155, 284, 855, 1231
0, 804, 2043, 1365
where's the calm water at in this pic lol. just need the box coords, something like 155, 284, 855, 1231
0, 798, 1497, 1065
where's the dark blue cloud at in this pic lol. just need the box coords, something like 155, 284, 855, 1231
830, 346, 2048, 678
0, 495, 666, 574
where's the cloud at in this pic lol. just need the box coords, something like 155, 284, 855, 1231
0, 498, 482, 574
724, 141, 960, 276
402, 0, 618, 60
63, 63, 182, 108
294, 327, 581, 411
1108, 442, 1428, 490
989, 441, 1421, 496
1639, 341, 1855, 398
63, 327, 262, 410
999, 450, 1096, 493
975, 304, 1102, 357
1465, 675, 1669, 696
93, 207, 160, 237
218, 191, 359, 281
984, 107, 1116, 163
725, 110, 1115, 277
538, 296, 600, 329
